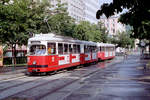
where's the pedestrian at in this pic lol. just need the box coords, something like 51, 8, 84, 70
124, 49, 128, 59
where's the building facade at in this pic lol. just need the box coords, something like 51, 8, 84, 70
50, 0, 100, 24
66, 0, 85, 23
83, 0, 100, 24
100, 15, 126, 37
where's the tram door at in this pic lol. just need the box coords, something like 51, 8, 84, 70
58, 43, 70, 65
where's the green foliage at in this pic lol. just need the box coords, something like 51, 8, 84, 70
45, 0, 108, 42
97, 22, 108, 43
0, 0, 110, 48
109, 31, 135, 48
72, 21, 107, 42
96, 0, 150, 40
0, 0, 50, 66
0, 0, 112, 66
45, 0, 75, 37
73, 21, 91, 41
0, 0, 50, 45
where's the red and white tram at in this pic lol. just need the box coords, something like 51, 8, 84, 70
97, 43, 115, 60
27, 33, 115, 74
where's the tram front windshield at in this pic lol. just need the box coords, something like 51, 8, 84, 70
29, 45, 46, 55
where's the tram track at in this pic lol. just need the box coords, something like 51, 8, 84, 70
0, 59, 122, 100
0, 75, 27, 84
0, 66, 98, 100
36, 61, 123, 100
0, 76, 46, 93
3, 66, 107, 100
34, 66, 107, 100
0, 72, 70, 100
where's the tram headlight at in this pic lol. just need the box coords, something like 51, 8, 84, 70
33, 61, 36, 65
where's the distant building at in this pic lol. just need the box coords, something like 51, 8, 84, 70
66, 0, 85, 23
4, 45, 27, 58
83, 0, 100, 24
50, 0, 100, 24
100, 15, 126, 37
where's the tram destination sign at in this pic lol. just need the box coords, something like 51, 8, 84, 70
31, 41, 41, 44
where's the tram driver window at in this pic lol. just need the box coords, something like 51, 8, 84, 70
47, 43, 56, 55
30, 45, 46, 55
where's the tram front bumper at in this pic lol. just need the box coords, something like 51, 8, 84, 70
28, 65, 48, 72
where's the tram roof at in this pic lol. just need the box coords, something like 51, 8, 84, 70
97, 42, 115, 47
29, 33, 97, 45
29, 33, 81, 43
81, 40, 97, 46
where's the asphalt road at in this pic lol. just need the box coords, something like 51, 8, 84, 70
64, 55, 150, 100
0, 55, 150, 100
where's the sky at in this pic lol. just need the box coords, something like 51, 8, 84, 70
99, 0, 112, 6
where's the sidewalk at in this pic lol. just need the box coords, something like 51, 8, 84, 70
0, 66, 26, 75
0, 67, 26, 81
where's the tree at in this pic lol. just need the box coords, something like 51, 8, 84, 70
47, 0, 75, 37
96, 0, 150, 40
73, 21, 91, 41
73, 21, 108, 42
97, 22, 108, 43
0, 0, 50, 66
109, 31, 135, 48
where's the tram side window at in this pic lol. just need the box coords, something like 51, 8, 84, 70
47, 43, 56, 55
91, 46, 95, 52
106, 47, 108, 52
77, 45, 80, 53
99, 47, 101, 51
84, 45, 91, 53
58, 43, 63, 54
64, 44, 68, 54
108, 47, 110, 51
110, 47, 112, 51
113, 47, 115, 51
101, 47, 105, 51
111, 47, 114, 51
69, 44, 73, 53
73, 44, 77, 53
109, 47, 111, 51
93, 46, 97, 52
84, 45, 88, 53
